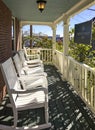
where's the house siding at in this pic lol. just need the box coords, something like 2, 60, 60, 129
0, 0, 12, 102
15, 18, 20, 51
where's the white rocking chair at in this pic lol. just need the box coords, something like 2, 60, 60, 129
2, 57, 48, 91
23, 47, 41, 61
19, 49, 43, 68
13, 53, 47, 77
0, 58, 51, 129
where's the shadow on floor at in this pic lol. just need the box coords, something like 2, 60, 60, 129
0, 65, 95, 130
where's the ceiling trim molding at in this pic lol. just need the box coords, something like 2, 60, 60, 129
20, 21, 53, 27
54, 0, 95, 24
66, 0, 95, 18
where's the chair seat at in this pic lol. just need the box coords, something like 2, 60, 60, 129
13, 53, 46, 77
26, 59, 42, 64
18, 50, 43, 68
21, 76, 48, 89
23, 66, 44, 75
0, 57, 51, 129
16, 90, 45, 109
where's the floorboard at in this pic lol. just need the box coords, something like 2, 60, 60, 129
0, 65, 95, 130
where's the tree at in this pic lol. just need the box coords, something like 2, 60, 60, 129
69, 23, 95, 67
22, 35, 52, 49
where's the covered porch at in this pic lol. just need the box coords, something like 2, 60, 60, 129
0, 64, 95, 129
0, 0, 95, 129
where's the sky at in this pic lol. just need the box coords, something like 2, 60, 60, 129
22, 4, 95, 37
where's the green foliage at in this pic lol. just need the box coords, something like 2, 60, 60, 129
35, 37, 52, 48
84, 50, 95, 67
69, 42, 91, 62
56, 41, 63, 52
22, 36, 52, 48
69, 25, 95, 67
92, 24, 95, 40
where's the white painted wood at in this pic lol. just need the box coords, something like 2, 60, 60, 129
24, 47, 41, 60
0, 58, 51, 129
63, 18, 69, 56
18, 49, 43, 68
54, 51, 95, 113
13, 53, 46, 76
0, 123, 51, 130
54, 50, 63, 74
20, 21, 53, 27
54, 0, 95, 24
52, 25, 57, 64
25, 48, 52, 64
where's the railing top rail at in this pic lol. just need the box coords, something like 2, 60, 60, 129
66, 56, 95, 73
55, 50, 95, 74
55, 50, 63, 55
26, 48, 52, 50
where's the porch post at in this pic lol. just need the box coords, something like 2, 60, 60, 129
30, 25, 33, 48
63, 17, 69, 56
51, 25, 56, 63
63, 17, 70, 79
52, 25, 56, 49
19, 24, 23, 50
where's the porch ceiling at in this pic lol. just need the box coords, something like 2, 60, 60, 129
2, 0, 95, 25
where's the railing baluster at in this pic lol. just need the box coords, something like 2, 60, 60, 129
54, 51, 95, 112
25, 48, 95, 112
93, 75, 95, 109
25, 48, 52, 64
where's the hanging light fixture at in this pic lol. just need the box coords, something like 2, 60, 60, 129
36, 0, 47, 13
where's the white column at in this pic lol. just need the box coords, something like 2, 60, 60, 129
63, 18, 70, 56
19, 24, 23, 50
52, 25, 56, 50
51, 25, 57, 63
62, 17, 70, 79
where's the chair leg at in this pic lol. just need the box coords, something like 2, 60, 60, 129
45, 102, 49, 124
13, 110, 18, 127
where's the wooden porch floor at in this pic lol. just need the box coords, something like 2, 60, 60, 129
0, 65, 95, 130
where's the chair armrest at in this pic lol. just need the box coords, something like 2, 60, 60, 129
26, 54, 40, 60
27, 54, 39, 57
11, 87, 48, 94
18, 75, 46, 81
25, 86, 48, 94
20, 69, 47, 77
18, 78, 48, 92
24, 63, 41, 68
11, 89, 27, 94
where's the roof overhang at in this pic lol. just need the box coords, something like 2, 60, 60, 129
2, 0, 95, 26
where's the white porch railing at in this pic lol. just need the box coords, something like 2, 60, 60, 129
53, 50, 64, 74
54, 51, 95, 113
25, 48, 53, 64
25, 48, 95, 113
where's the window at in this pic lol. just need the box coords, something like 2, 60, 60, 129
12, 17, 16, 51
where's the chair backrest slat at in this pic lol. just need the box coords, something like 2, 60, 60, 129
13, 54, 25, 76
0, 58, 21, 107
18, 50, 26, 63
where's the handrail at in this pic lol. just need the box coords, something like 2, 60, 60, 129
54, 50, 95, 113
24, 48, 53, 64
25, 48, 95, 113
